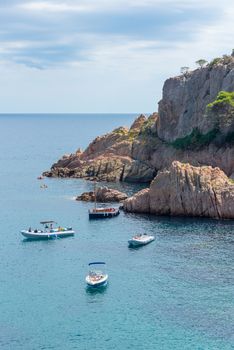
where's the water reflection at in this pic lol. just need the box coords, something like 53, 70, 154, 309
85, 283, 109, 298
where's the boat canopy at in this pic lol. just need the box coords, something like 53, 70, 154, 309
89, 262, 106, 266
40, 221, 56, 224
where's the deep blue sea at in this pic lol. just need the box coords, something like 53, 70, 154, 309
0, 114, 233, 350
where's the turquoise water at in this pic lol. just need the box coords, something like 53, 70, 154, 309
0, 114, 233, 350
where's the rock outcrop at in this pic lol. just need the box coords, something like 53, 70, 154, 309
124, 161, 234, 219
43, 114, 158, 182
157, 56, 234, 142
76, 187, 128, 202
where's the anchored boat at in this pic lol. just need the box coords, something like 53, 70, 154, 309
88, 182, 120, 219
86, 262, 108, 288
89, 207, 119, 219
20, 221, 75, 239
128, 234, 155, 247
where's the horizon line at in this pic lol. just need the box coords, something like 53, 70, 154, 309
0, 112, 152, 115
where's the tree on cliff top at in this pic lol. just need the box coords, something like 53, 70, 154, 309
180, 66, 190, 76
196, 59, 207, 68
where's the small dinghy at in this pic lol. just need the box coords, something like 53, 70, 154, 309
128, 234, 155, 247
21, 221, 75, 240
86, 262, 108, 288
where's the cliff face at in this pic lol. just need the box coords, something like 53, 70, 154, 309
124, 161, 234, 219
157, 58, 234, 142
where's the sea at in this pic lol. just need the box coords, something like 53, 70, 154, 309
0, 114, 233, 350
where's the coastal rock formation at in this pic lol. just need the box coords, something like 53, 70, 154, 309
43, 114, 157, 182
44, 53, 234, 181
124, 161, 234, 219
76, 187, 128, 202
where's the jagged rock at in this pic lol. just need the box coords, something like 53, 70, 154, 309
130, 114, 147, 131
124, 161, 234, 219
76, 187, 128, 202
43, 114, 157, 183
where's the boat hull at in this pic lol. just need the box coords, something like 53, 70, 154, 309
20, 230, 75, 240
89, 210, 119, 219
128, 236, 155, 247
86, 274, 108, 288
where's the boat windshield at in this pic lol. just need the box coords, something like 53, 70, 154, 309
40, 221, 56, 224
134, 234, 143, 239
88, 262, 106, 277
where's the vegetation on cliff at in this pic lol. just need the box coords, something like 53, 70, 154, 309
170, 128, 219, 150
207, 91, 234, 110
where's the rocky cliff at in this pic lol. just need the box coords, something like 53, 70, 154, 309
44, 53, 234, 181
124, 161, 234, 219
157, 56, 234, 142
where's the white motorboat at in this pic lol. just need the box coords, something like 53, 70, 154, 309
128, 234, 155, 247
86, 262, 108, 288
21, 221, 75, 239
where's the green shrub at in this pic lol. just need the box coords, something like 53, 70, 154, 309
209, 57, 221, 67
140, 117, 156, 136
170, 128, 219, 150
113, 127, 128, 136
207, 91, 234, 110
128, 130, 139, 141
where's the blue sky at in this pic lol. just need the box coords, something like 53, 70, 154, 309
0, 0, 233, 113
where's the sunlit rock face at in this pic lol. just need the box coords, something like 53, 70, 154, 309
124, 161, 234, 219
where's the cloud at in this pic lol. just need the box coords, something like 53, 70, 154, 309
0, 0, 224, 69
0, 0, 233, 112
19, 1, 94, 13
17, 0, 233, 13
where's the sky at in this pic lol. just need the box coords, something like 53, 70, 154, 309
0, 0, 233, 113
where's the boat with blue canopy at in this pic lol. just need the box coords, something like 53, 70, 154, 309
86, 262, 108, 287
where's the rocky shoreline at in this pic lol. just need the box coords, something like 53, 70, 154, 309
44, 53, 234, 220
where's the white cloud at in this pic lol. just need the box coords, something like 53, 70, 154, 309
19, 1, 94, 13
1, 0, 234, 112
18, 0, 232, 13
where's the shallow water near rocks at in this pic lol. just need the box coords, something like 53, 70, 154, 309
0, 114, 234, 350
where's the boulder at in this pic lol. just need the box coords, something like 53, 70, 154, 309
76, 187, 128, 202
